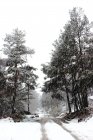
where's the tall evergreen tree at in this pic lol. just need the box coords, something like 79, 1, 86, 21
3, 29, 35, 114
42, 7, 93, 113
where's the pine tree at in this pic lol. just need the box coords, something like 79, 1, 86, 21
42, 7, 93, 113
3, 29, 34, 114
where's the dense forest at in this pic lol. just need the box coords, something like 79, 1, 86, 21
42, 7, 93, 116
0, 7, 93, 120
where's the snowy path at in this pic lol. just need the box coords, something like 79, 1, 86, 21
39, 117, 77, 140
0, 117, 78, 140
44, 121, 75, 140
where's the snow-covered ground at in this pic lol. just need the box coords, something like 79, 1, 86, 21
0, 117, 42, 140
0, 115, 93, 140
63, 116, 93, 140
45, 122, 75, 140
0, 116, 75, 140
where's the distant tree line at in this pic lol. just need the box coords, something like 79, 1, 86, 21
42, 7, 93, 114
0, 29, 38, 118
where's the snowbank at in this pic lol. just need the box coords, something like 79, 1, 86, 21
0, 117, 14, 123
63, 116, 93, 140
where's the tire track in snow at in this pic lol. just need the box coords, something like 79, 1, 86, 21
41, 124, 48, 140
53, 118, 80, 140
61, 123, 79, 140
45, 120, 75, 140
39, 117, 78, 140
39, 118, 49, 140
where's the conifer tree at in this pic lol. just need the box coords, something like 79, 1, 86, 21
3, 29, 35, 114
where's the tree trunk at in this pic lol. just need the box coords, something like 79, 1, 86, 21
82, 88, 88, 108
11, 62, 17, 114
63, 74, 71, 113
27, 84, 30, 112
65, 86, 71, 113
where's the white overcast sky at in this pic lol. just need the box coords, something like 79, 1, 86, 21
0, 0, 93, 86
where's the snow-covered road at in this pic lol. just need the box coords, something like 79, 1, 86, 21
0, 117, 77, 140
44, 121, 75, 140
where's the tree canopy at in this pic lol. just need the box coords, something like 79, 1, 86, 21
42, 7, 93, 113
